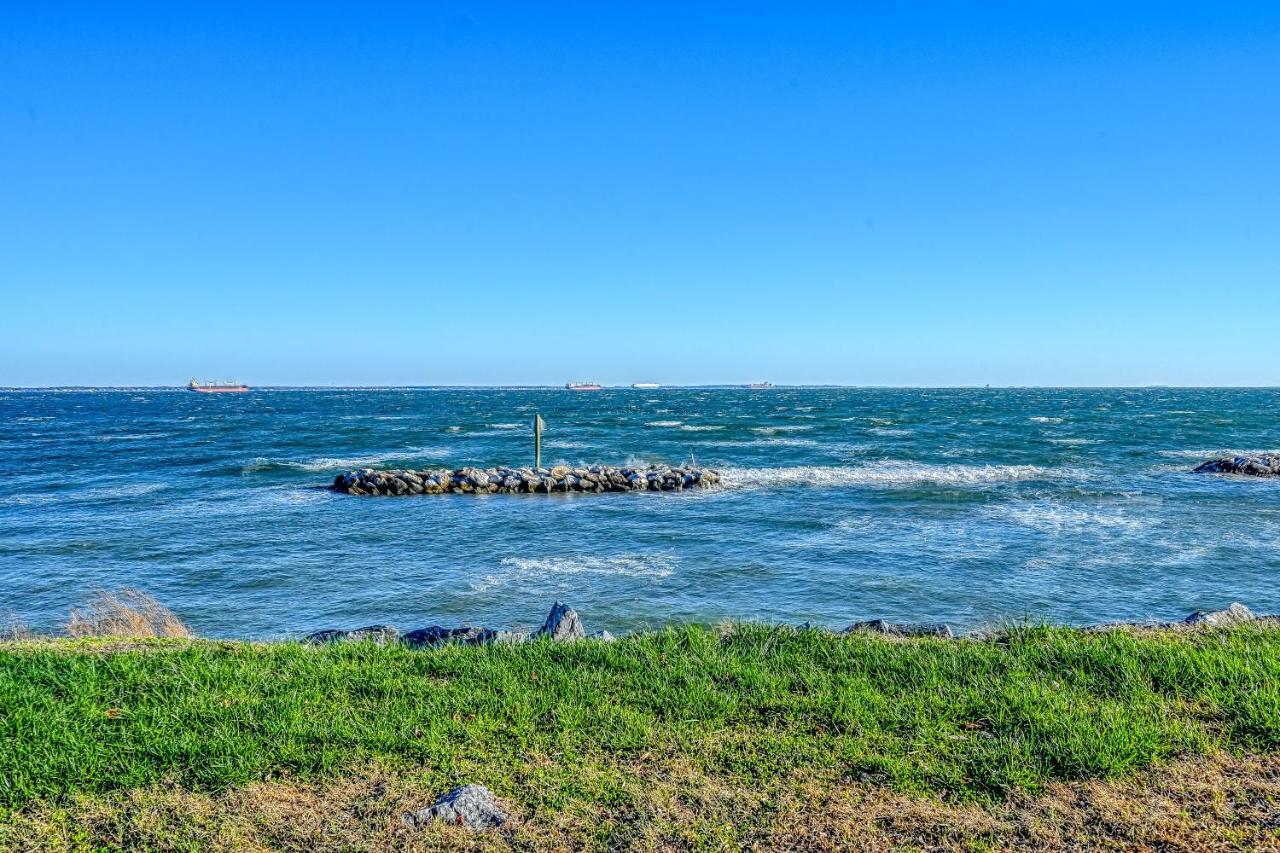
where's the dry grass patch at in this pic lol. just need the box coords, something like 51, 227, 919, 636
65, 590, 190, 639
3, 753, 1279, 851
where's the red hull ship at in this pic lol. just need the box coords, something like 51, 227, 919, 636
188, 379, 249, 393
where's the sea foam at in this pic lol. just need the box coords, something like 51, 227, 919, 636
719, 462, 1055, 490
469, 554, 677, 593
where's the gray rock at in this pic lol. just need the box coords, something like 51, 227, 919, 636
346, 625, 401, 643
303, 628, 349, 645
402, 626, 498, 648
1184, 602, 1255, 627
305, 624, 401, 645
402, 783, 506, 830
1194, 455, 1280, 477
535, 602, 585, 641
844, 619, 954, 638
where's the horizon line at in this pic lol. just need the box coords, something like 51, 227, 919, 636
3, 384, 1279, 391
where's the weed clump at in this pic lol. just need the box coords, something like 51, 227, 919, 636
65, 589, 190, 639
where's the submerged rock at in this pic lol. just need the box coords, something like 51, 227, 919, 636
1193, 455, 1280, 477
843, 619, 954, 638
402, 784, 506, 830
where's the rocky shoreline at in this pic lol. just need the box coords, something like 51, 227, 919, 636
331, 464, 719, 496
304, 601, 1273, 649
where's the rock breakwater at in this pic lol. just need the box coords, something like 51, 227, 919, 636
331, 464, 720, 495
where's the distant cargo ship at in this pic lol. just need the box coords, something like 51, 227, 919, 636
565, 381, 604, 391
746, 382, 774, 389
631, 382, 660, 389
188, 379, 249, 393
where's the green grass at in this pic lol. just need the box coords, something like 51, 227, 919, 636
1, 624, 1279, 814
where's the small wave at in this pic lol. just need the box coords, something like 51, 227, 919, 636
92, 432, 172, 442
470, 554, 676, 592
14, 482, 174, 505
751, 425, 813, 435
1158, 448, 1278, 460
242, 448, 443, 474
486, 423, 522, 430
869, 427, 912, 436
1000, 503, 1147, 533
548, 441, 592, 450
1048, 438, 1102, 446
646, 421, 683, 427
679, 424, 724, 432
719, 462, 1057, 490
752, 436, 820, 448
1030, 416, 1064, 424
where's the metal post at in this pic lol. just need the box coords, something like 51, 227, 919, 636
534, 414, 544, 469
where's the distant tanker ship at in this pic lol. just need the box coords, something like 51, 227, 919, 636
188, 378, 249, 393
565, 381, 603, 391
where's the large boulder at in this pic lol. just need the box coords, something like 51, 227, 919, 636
402, 626, 497, 648
1194, 455, 1280, 477
843, 619, 954, 639
304, 624, 400, 645
534, 602, 585, 641
1184, 602, 1255, 627
402, 784, 506, 830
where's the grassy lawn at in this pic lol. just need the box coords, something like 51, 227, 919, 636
2, 624, 1279, 849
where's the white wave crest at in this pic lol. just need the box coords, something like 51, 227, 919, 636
679, 424, 723, 432
486, 423, 522, 430
242, 448, 444, 474
1158, 448, 1279, 459
1030, 416, 1064, 424
751, 425, 813, 435
470, 554, 676, 592
1000, 503, 1148, 533
646, 420, 683, 427
719, 462, 1056, 490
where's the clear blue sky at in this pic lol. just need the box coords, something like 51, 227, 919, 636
2, 3, 1277, 386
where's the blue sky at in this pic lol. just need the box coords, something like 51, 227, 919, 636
2, 3, 1277, 386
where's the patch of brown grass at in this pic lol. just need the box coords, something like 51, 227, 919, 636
0, 609, 32, 641
65, 589, 190, 639
3, 753, 1280, 851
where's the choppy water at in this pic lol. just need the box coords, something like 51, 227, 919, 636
2, 387, 1277, 637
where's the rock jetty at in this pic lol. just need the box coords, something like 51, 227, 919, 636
1193, 454, 1280, 477
331, 464, 720, 495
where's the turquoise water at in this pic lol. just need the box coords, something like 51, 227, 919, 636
2, 387, 1277, 637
